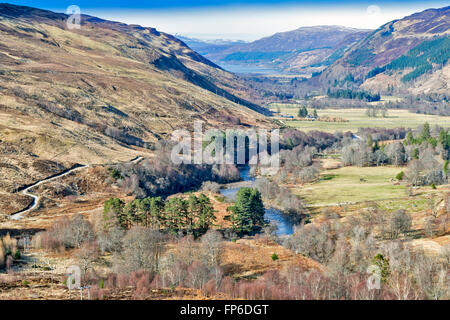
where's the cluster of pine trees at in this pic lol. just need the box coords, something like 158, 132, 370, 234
227, 188, 266, 235
104, 194, 216, 237
404, 123, 438, 148
405, 123, 450, 160
298, 106, 318, 118
327, 88, 380, 102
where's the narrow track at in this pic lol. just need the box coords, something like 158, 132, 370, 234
10, 156, 143, 220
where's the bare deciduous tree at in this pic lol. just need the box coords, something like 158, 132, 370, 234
201, 230, 223, 268
115, 227, 165, 273
389, 210, 412, 239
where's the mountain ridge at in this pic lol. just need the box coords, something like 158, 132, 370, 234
321, 6, 450, 94
182, 25, 372, 75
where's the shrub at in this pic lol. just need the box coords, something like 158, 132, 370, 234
108, 167, 123, 180
214, 195, 225, 203
396, 171, 404, 181
271, 253, 279, 261
389, 210, 412, 239
201, 181, 221, 193
0, 233, 18, 268
89, 287, 108, 300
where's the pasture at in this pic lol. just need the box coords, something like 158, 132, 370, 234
293, 166, 407, 206
269, 104, 450, 132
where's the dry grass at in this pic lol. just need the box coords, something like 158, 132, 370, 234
221, 238, 322, 279
0, 13, 273, 220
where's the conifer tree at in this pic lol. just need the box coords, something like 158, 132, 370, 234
229, 188, 265, 235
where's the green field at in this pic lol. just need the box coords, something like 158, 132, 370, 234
294, 166, 407, 206
269, 105, 450, 132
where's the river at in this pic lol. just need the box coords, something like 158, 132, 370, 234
219, 166, 295, 236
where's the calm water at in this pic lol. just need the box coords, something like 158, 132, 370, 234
218, 63, 279, 75
219, 166, 295, 236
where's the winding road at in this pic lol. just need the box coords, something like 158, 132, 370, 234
10, 156, 144, 221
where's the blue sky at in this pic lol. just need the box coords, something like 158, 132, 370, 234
7, 1, 449, 10
7, 1, 450, 40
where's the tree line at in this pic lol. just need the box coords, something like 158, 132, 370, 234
327, 88, 381, 102
104, 194, 216, 237
342, 123, 450, 186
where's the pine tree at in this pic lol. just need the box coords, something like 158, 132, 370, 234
151, 197, 165, 228
373, 140, 380, 152
187, 194, 202, 233
104, 198, 125, 229
164, 197, 188, 234
229, 188, 265, 235
124, 200, 141, 228
138, 197, 162, 228
249, 189, 265, 226
298, 106, 308, 118
196, 193, 216, 233
421, 122, 431, 140
405, 131, 415, 145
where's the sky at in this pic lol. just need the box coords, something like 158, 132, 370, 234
7, 1, 450, 40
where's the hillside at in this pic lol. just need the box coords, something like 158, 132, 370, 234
183, 26, 371, 75
0, 3, 272, 162
321, 6, 450, 94
0, 3, 274, 214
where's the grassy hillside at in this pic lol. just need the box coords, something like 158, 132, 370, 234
0, 4, 274, 215
0, 3, 271, 164
296, 166, 406, 205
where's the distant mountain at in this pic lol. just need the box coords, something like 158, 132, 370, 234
321, 6, 450, 95
237, 26, 370, 52
176, 35, 247, 54
182, 26, 372, 75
